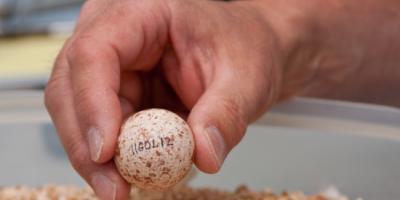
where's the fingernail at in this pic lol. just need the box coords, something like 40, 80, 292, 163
205, 125, 227, 167
87, 127, 104, 161
92, 174, 116, 200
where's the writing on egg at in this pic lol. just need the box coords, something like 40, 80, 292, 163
129, 136, 174, 156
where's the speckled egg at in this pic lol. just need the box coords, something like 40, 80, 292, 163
114, 109, 194, 190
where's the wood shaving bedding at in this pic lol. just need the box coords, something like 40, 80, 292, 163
0, 185, 350, 200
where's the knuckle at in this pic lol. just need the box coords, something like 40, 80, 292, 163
66, 141, 88, 173
44, 83, 57, 113
44, 73, 66, 114
218, 97, 247, 138
45, 45, 71, 118
74, 89, 93, 117
66, 36, 98, 67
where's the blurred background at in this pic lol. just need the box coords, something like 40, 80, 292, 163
0, 1, 400, 200
0, 0, 83, 90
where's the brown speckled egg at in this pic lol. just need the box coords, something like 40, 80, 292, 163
114, 109, 194, 190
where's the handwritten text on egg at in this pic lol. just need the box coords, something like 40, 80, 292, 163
129, 136, 173, 155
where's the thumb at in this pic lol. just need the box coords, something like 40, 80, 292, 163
187, 72, 271, 173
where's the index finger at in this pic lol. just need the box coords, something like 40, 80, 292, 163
66, 0, 171, 163
45, 49, 130, 200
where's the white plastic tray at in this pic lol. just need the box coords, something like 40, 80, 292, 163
0, 90, 399, 200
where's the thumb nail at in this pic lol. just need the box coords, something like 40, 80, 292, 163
87, 127, 104, 162
205, 125, 227, 167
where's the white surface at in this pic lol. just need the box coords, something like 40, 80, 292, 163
0, 123, 84, 186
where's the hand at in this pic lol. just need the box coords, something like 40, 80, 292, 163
45, 0, 302, 199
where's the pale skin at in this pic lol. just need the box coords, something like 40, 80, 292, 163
44, 0, 400, 199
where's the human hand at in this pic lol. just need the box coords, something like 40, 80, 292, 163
45, 0, 306, 199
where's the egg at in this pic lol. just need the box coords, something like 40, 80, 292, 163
114, 109, 195, 190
